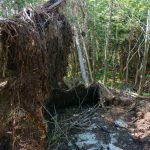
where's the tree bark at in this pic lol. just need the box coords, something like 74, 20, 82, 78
73, 25, 89, 86
138, 10, 150, 94
103, 0, 113, 84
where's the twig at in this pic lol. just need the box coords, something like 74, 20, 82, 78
48, 0, 64, 10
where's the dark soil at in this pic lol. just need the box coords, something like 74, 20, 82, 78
47, 96, 150, 150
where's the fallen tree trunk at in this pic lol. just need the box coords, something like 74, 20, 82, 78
45, 83, 115, 123
0, 0, 72, 149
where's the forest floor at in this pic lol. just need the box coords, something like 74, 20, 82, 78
48, 91, 150, 150
0, 80, 150, 150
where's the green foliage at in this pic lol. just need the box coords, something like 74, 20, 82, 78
87, 2, 149, 63
0, 0, 45, 17
143, 92, 150, 96
0, 0, 149, 94
87, 0, 150, 44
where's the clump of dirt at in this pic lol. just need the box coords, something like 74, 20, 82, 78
131, 98, 150, 143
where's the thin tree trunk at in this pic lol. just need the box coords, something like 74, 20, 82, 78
78, 0, 93, 82
103, 0, 113, 84
14, 0, 19, 15
73, 25, 89, 86
138, 10, 150, 94
92, 0, 96, 78
112, 53, 116, 87
134, 43, 143, 87
79, 27, 93, 82
125, 33, 132, 83
1, 1, 7, 18
118, 46, 124, 81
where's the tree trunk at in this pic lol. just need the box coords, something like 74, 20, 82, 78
138, 10, 150, 94
78, 0, 94, 83
74, 25, 89, 85
1, 1, 7, 18
103, 0, 113, 84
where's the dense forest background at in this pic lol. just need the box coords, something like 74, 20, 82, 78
1, 0, 150, 95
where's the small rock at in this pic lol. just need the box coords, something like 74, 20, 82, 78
114, 119, 128, 128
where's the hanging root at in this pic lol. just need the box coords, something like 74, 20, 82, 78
0, 0, 72, 149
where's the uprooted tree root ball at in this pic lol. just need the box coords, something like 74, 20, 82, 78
0, 0, 72, 149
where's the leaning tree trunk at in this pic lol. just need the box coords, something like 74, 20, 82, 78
73, 25, 89, 85
138, 10, 150, 94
